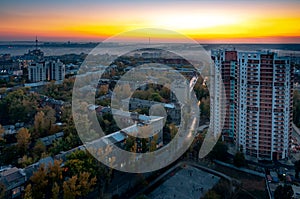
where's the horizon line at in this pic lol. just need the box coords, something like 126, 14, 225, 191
0, 40, 300, 45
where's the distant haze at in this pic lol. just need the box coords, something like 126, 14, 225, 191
0, 42, 300, 57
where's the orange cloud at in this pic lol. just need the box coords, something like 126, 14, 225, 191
0, 1, 299, 42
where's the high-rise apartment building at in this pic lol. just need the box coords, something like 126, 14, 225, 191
28, 59, 65, 82
28, 61, 48, 82
47, 59, 65, 81
211, 49, 293, 160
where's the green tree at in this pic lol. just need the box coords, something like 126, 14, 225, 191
33, 140, 46, 160
150, 93, 163, 102
233, 151, 246, 167
209, 141, 228, 161
18, 155, 33, 168
194, 80, 209, 99
42, 78, 74, 102
64, 150, 102, 178
132, 90, 150, 100
1, 145, 18, 165
61, 107, 74, 134
0, 89, 38, 124
295, 160, 300, 179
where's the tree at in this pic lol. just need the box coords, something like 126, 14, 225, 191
63, 172, 96, 199
0, 89, 38, 124
26, 160, 64, 199
274, 185, 294, 199
42, 78, 74, 102
295, 160, 300, 179
0, 124, 4, 142
24, 184, 32, 199
1, 145, 18, 165
149, 134, 159, 152
50, 132, 81, 156
97, 84, 109, 96
200, 97, 210, 120
41, 106, 57, 134
233, 151, 246, 167
48, 160, 64, 185
33, 107, 57, 139
64, 150, 99, 177
125, 136, 135, 152
51, 182, 60, 199
16, 128, 31, 154
18, 155, 33, 168
213, 180, 231, 199
30, 165, 48, 199
202, 190, 221, 199
209, 141, 228, 161
150, 93, 163, 102
0, 125, 5, 159
33, 111, 45, 138
77, 172, 97, 196
63, 175, 78, 199
0, 182, 5, 199
33, 140, 46, 160
159, 86, 171, 101
60, 107, 78, 145
293, 90, 300, 127
169, 123, 178, 139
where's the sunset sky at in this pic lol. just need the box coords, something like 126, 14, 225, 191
0, 0, 300, 43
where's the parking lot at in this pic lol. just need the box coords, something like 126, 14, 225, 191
147, 165, 220, 199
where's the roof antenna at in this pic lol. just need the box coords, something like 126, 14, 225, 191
35, 36, 38, 50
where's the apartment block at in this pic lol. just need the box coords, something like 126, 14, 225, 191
211, 49, 293, 160
28, 59, 65, 82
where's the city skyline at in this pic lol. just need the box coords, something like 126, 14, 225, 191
0, 0, 300, 43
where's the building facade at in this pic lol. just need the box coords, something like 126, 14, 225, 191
211, 49, 293, 160
47, 59, 65, 81
28, 59, 65, 82
28, 61, 48, 82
